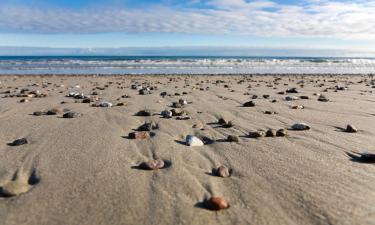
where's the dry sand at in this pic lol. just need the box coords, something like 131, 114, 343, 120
0, 74, 374, 225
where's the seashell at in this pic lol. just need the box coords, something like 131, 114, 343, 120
291, 123, 310, 130
186, 135, 204, 146
207, 197, 230, 210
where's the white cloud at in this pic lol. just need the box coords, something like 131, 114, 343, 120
0, 0, 375, 40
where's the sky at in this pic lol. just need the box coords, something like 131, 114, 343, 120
0, 0, 375, 56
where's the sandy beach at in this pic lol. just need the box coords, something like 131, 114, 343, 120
0, 74, 374, 225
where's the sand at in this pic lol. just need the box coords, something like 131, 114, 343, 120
0, 74, 374, 225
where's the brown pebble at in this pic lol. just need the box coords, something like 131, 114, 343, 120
128, 132, 150, 139
207, 197, 230, 210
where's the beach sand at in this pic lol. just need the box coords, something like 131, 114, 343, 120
0, 74, 374, 225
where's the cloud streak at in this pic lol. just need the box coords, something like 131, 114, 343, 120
0, 0, 375, 39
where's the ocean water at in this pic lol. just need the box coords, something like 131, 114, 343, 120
0, 56, 375, 75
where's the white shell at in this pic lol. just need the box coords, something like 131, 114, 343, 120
186, 135, 204, 146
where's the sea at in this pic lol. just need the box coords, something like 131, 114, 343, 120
0, 56, 375, 75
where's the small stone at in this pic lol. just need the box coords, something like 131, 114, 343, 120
300, 96, 309, 99
285, 96, 299, 101
216, 166, 231, 177
192, 124, 204, 129
137, 122, 158, 131
291, 123, 310, 130
249, 130, 266, 138
33, 111, 43, 116
136, 110, 152, 116
243, 101, 255, 107
266, 129, 277, 137
139, 88, 151, 95
82, 98, 92, 103
186, 135, 204, 146
116, 102, 127, 106
318, 95, 329, 102
178, 99, 188, 105
263, 94, 270, 99
141, 159, 165, 170
10, 138, 28, 146
19, 99, 29, 103
346, 124, 358, 133
286, 88, 298, 93
161, 110, 172, 118
276, 129, 288, 137
171, 109, 186, 117
221, 121, 233, 128
291, 105, 304, 109
207, 197, 230, 210
176, 116, 191, 120
264, 111, 276, 115
129, 132, 151, 140
46, 108, 62, 115
63, 111, 81, 118
99, 102, 113, 107
172, 102, 182, 108
227, 135, 239, 143
218, 118, 228, 125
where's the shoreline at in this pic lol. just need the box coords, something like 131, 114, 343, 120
0, 73, 375, 77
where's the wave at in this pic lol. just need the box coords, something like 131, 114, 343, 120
0, 57, 375, 74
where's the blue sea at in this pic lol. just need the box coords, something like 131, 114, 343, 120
0, 56, 375, 75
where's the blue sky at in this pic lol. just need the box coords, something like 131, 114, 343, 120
0, 0, 375, 55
